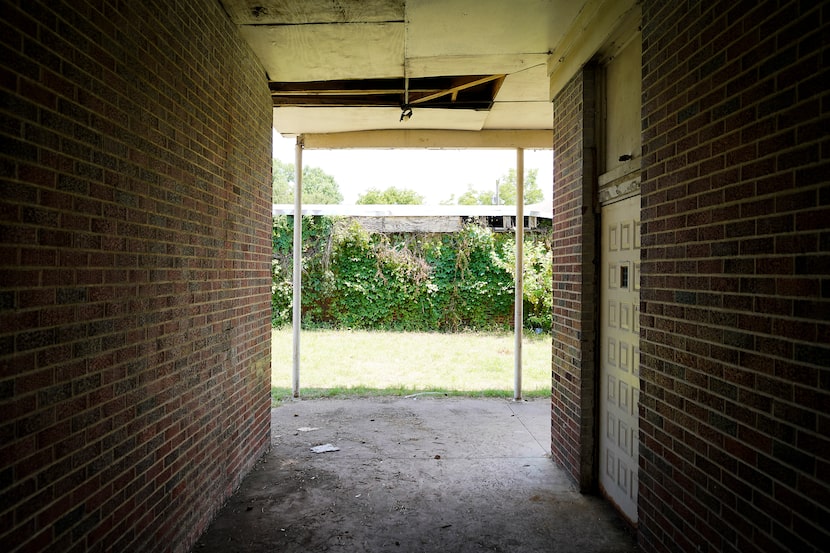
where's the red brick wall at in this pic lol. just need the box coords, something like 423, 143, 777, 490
551, 65, 599, 490
0, 1, 273, 551
639, 1, 829, 551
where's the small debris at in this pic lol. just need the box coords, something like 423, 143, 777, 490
434, 455, 441, 460
355, 494, 361, 498
310, 444, 340, 453
297, 427, 319, 432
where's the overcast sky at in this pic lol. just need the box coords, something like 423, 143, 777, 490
273, 131, 553, 205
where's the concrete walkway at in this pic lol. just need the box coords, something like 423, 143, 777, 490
194, 397, 638, 552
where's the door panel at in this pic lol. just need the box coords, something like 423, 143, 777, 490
600, 195, 640, 523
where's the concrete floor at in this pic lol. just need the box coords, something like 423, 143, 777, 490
193, 397, 638, 552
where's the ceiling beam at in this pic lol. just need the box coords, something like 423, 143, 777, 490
299, 129, 553, 149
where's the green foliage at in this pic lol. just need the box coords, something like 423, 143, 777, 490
272, 159, 344, 204
327, 222, 434, 329
445, 168, 544, 205
271, 216, 552, 332
497, 168, 543, 205
492, 234, 553, 331
424, 225, 514, 331
271, 215, 337, 327
456, 184, 495, 205
356, 186, 424, 205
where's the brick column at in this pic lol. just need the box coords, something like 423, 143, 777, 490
550, 65, 599, 490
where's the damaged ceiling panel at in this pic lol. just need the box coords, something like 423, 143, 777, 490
269, 75, 504, 110
220, 0, 591, 139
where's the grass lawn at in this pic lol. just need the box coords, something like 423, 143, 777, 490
271, 328, 552, 401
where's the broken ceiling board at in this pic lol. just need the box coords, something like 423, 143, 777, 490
269, 75, 504, 110
273, 106, 487, 135
495, 64, 552, 102
220, 0, 405, 25
483, 103, 554, 131
240, 23, 404, 81
406, 0, 557, 59
297, 129, 554, 150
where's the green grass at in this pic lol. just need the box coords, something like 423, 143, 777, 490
271, 328, 551, 402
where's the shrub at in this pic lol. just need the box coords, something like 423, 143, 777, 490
271, 216, 552, 332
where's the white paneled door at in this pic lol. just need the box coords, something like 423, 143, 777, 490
599, 194, 640, 523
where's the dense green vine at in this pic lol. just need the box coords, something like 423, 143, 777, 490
271, 216, 552, 332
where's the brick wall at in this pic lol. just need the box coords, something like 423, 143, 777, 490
0, 1, 273, 551
551, 65, 599, 490
639, 1, 829, 551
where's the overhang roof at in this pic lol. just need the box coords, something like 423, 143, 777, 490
221, 0, 583, 146
220, 0, 639, 148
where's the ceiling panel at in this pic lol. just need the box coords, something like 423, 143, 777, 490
240, 23, 405, 81
273, 107, 488, 135
494, 64, 551, 102
406, 0, 555, 58
405, 53, 549, 79
483, 102, 553, 130
222, 0, 405, 24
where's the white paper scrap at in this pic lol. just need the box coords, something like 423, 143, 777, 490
310, 444, 340, 454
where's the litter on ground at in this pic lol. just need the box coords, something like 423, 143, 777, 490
310, 444, 340, 454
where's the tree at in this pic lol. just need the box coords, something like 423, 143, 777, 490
272, 159, 343, 204
272, 159, 294, 203
356, 186, 424, 205
443, 168, 544, 205
496, 168, 543, 205
456, 184, 494, 206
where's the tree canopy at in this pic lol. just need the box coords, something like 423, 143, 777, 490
456, 185, 495, 206
445, 168, 543, 205
356, 186, 424, 205
272, 159, 343, 204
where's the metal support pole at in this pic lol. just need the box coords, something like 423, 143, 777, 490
514, 148, 524, 401
292, 138, 303, 398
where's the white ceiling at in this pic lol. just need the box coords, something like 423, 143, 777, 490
221, 0, 591, 139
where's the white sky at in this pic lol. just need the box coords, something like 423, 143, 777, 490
273, 131, 553, 205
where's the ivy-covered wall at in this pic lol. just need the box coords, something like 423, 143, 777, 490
272, 216, 552, 332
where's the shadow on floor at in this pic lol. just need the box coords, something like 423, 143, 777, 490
194, 397, 637, 552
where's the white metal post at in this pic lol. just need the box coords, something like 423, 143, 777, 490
514, 148, 524, 401
292, 138, 303, 398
